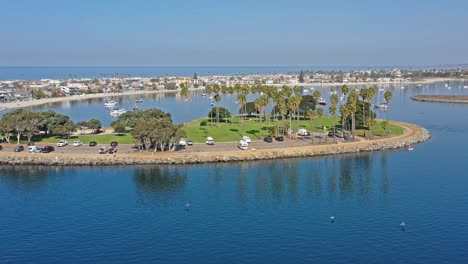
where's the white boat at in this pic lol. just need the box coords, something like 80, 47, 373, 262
318, 97, 327, 105
445, 83, 448, 87
464, 85, 468, 89
374, 102, 388, 109
136, 98, 143, 103
110, 108, 126, 117
104, 100, 117, 108
400, 86, 405, 89
201, 93, 207, 96
406, 145, 414, 151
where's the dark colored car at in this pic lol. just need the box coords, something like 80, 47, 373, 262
42, 146, 55, 153
110, 141, 118, 147
14, 146, 24, 152
28, 141, 35, 146
108, 146, 118, 154
275, 136, 284, 141
328, 132, 336, 137
264, 136, 273, 143
89, 141, 97, 147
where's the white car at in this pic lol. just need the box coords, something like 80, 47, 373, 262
206, 137, 215, 145
179, 138, 186, 146
72, 140, 83, 147
57, 140, 68, 147
238, 140, 248, 150
242, 136, 251, 143
28, 145, 38, 152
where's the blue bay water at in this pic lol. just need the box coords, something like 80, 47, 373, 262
1, 71, 468, 262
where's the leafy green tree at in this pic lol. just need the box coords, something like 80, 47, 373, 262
76, 121, 89, 134
208, 107, 231, 121
298, 70, 305, 83
268, 124, 279, 137
88, 118, 102, 133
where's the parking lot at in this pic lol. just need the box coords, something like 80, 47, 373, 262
0, 132, 351, 156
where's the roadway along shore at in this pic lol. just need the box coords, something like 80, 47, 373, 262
0, 121, 431, 166
0, 77, 461, 110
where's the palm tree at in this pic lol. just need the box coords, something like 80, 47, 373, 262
254, 97, 263, 123
359, 88, 369, 137
214, 93, 221, 125
383, 90, 393, 134
237, 92, 247, 136
329, 93, 339, 142
306, 109, 315, 143
366, 88, 376, 139
316, 107, 324, 142
341, 85, 349, 99
347, 90, 358, 140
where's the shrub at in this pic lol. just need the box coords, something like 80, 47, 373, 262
200, 120, 208, 126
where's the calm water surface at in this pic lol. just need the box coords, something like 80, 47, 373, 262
1, 81, 468, 263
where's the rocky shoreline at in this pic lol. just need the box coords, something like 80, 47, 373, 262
0, 121, 431, 166
411, 95, 468, 104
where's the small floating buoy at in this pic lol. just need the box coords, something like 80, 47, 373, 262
185, 202, 191, 210
400, 222, 406, 231
330, 216, 335, 223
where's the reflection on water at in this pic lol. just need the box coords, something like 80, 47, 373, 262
133, 166, 187, 202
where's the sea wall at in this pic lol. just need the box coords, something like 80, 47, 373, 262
411, 95, 468, 104
0, 122, 430, 166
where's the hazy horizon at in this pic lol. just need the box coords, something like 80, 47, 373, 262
1, 0, 467, 66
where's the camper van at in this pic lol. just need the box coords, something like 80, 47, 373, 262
238, 140, 248, 150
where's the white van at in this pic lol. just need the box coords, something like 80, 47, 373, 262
297, 128, 310, 136
238, 140, 248, 150
242, 136, 252, 143
206, 137, 215, 145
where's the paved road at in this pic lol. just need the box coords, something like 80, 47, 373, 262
0, 133, 348, 156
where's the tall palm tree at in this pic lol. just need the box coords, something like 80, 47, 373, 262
329, 93, 339, 142
347, 90, 358, 140
306, 109, 315, 143
341, 85, 349, 99
316, 107, 324, 142
237, 92, 247, 136
214, 93, 221, 125
366, 88, 376, 139
359, 88, 369, 137
383, 90, 393, 134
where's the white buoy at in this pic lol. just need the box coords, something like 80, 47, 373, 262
400, 222, 406, 230
330, 216, 335, 223
185, 202, 190, 210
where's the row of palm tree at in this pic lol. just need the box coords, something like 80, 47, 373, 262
181, 82, 393, 139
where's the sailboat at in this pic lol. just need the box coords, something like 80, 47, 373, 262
374, 89, 388, 109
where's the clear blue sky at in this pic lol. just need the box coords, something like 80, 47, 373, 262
1, 0, 467, 66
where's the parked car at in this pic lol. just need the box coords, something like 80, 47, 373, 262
179, 138, 186, 147
297, 128, 310, 136
275, 136, 284, 141
108, 146, 118, 154
264, 136, 273, 143
42, 146, 55, 153
27, 141, 35, 146
28, 145, 38, 152
72, 140, 83, 147
14, 146, 24, 152
110, 141, 118, 147
33, 148, 43, 153
242, 136, 252, 143
57, 140, 68, 147
99, 146, 108, 154
187, 139, 193, 146
238, 140, 248, 150
89, 141, 97, 147
206, 137, 215, 145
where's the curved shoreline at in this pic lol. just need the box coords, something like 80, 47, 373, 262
0, 121, 431, 166
411, 95, 468, 104
0, 77, 462, 111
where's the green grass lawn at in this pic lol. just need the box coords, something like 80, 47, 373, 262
181, 116, 403, 143
22, 116, 404, 145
